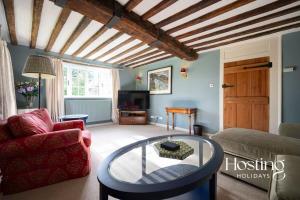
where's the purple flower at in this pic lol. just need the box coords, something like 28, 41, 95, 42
17, 88, 26, 94
27, 86, 34, 92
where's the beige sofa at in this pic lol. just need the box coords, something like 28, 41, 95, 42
211, 123, 300, 191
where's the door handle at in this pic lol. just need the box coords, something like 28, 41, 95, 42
222, 84, 234, 88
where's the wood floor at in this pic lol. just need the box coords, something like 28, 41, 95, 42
2, 124, 267, 200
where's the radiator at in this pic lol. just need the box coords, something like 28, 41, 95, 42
64, 98, 112, 124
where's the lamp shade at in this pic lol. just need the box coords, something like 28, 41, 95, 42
22, 55, 56, 79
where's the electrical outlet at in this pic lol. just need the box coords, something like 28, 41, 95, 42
209, 83, 214, 88
158, 116, 163, 120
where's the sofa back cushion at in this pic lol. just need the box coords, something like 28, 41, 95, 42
30, 109, 53, 131
7, 109, 54, 138
0, 120, 12, 143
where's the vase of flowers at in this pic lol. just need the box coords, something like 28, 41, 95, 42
16, 80, 39, 108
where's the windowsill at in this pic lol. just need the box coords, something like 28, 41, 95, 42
64, 97, 112, 100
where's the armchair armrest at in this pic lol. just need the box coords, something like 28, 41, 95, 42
0, 129, 82, 159
279, 123, 300, 139
53, 120, 84, 131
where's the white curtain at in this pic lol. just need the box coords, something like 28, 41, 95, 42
46, 58, 64, 122
0, 39, 17, 119
112, 68, 120, 123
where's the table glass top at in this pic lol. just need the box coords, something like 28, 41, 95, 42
108, 135, 214, 185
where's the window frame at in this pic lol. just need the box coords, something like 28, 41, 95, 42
63, 62, 112, 99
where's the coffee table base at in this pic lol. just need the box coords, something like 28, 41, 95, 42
99, 173, 217, 200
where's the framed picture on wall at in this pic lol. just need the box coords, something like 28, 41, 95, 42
147, 66, 172, 95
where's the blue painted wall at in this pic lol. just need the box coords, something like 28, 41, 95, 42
7, 44, 135, 111
133, 50, 220, 133
282, 31, 300, 122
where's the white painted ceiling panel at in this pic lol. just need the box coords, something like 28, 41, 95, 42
51, 11, 83, 53
65, 20, 103, 55
77, 28, 119, 57
186, 12, 300, 46
130, 53, 172, 68
117, 47, 160, 64
198, 22, 300, 50
108, 44, 150, 63
170, 0, 277, 37
161, 0, 235, 30
85, 34, 131, 59
126, 51, 166, 65
97, 39, 142, 61
14, 0, 33, 46
149, 0, 201, 24
180, 1, 300, 42
36, 0, 62, 49
132, 0, 162, 16
0, 0, 10, 42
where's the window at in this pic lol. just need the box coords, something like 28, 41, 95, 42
63, 62, 112, 98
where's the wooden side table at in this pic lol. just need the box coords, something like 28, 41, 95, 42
165, 107, 197, 135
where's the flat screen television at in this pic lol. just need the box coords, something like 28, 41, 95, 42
118, 90, 150, 111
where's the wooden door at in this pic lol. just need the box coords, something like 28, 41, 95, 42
223, 57, 270, 132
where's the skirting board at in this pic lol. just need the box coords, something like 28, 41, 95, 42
86, 122, 114, 128
150, 122, 210, 136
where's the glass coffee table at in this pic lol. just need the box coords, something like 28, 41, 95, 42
97, 135, 223, 200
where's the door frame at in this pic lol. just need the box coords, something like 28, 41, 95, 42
219, 36, 282, 134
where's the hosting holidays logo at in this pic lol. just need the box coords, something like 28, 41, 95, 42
225, 157, 286, 181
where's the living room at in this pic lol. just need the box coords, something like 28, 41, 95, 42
0, 0, 300, 200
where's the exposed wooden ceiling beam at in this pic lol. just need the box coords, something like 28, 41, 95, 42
51, 0, 198, 60
142, 0, 177, 20
125, 52, 168, 66
114, 46, 155, 64
45, 7, 71, 51
94, 37, 136, 60
195, 23, 300, 52
60, 16, 91, 54
190, 16, 300, 48
132, 55, 174, 68
83, 32, 123, 59
72, 25, 108, 56
125, 0, 143, 12
30, 0, 44, 48
183, 5, 300, 45
104, 42, 145, 63
166, 0, 254, 35
121, 49, 161, 65
155, 0, 220, 28
3, 0, 17, 45
176, 0, 298, 40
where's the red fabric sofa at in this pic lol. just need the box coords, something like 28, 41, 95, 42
0, 109, 91, 194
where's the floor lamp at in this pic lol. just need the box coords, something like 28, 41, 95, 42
22, 55, 55, 109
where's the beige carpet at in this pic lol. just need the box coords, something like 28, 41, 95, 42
2, 124, 267, 200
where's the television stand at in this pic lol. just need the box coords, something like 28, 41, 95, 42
119, 110, 147, 125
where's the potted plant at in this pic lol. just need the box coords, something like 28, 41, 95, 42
15, 80, 38, 108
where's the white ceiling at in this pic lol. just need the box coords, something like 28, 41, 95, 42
0, 0, 299, 68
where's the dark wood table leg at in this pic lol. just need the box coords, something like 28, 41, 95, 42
209, 173, 217, 200
188, 114, 191, 135
167, 112, 169, 131
172, 113, 175, 130
100, 183, 108, 200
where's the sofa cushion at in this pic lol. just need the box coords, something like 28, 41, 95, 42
211, 128, 300, 161
29, 109, 53, 131
0, 120, 12, 143
82, 130, 91, 147
7, 111, 52, 138
269, 155, 300, 200
21, 114, 51, 135
279, 123, 300, 139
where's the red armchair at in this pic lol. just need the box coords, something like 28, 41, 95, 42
0, 109, 91, 194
